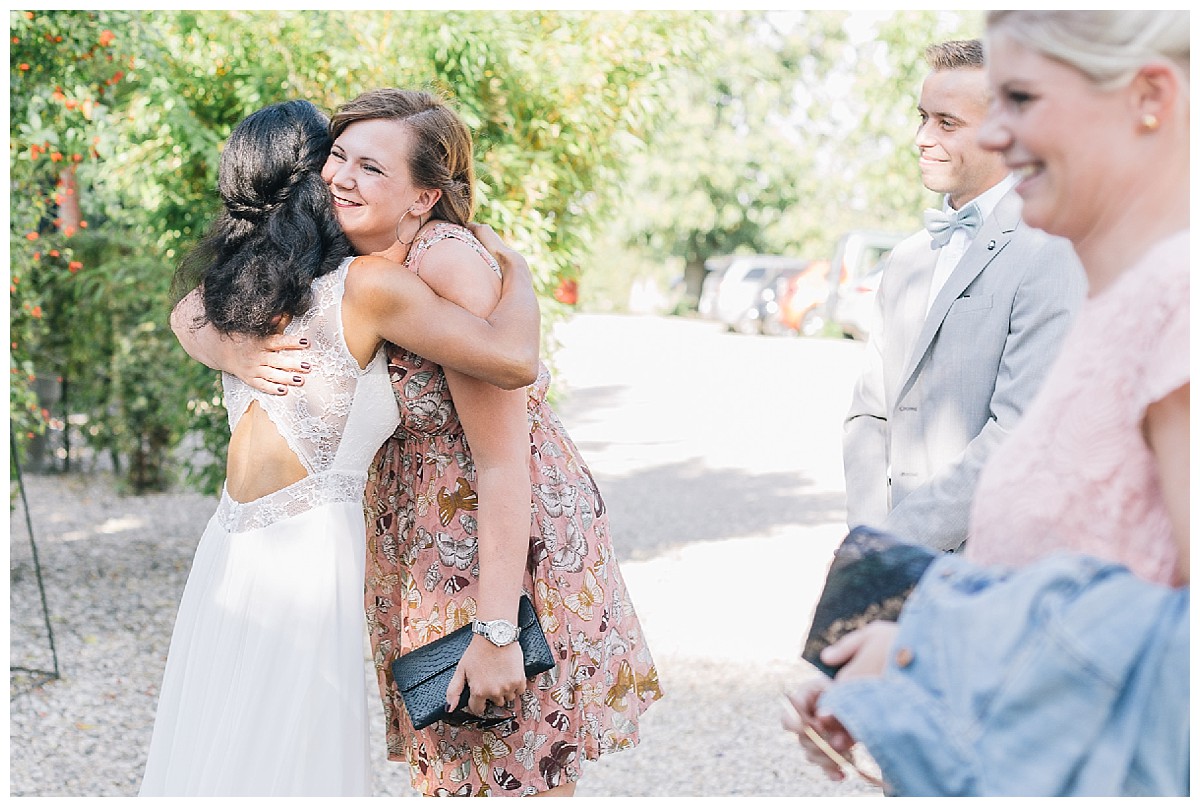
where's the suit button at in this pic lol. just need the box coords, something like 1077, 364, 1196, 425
895, 647, 914, 668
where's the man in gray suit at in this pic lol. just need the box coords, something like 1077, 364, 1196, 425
843, 39, 1085, 551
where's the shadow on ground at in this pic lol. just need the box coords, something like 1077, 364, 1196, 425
591, 460, 846, 563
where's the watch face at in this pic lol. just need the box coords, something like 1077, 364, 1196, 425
488, 621, 518, 645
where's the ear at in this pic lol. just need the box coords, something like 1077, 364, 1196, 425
1129, 60, 1182, 127
410, 187, 442, 217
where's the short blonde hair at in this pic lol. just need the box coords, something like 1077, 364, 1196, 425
986, 10, 1189, 91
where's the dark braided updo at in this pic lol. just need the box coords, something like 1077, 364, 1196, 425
174, 100, 351, 336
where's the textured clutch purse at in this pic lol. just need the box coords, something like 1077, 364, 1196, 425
392, 594, 555, 731
803, 526, 937, 677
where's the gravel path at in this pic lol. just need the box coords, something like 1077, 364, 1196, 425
9, 314, 881, 797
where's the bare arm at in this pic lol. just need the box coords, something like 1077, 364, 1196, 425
346, 247, 538, 389
402, 238, 532, 716
1144, 383, 1190, 585
173, 224, 540, 393
171, 288, 310, 395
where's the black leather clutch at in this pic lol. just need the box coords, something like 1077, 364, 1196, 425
803, 526, 937, 677
392, 594, 555, 731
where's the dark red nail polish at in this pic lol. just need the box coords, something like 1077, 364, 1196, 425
293, 375, 302, 383
299, 338, 309, 347
300, 362, 311, 370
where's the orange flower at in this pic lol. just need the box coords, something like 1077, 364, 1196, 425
52, 90, 66, 103
62, 226, 77, 237
50, 151, 62, 162
68, 261, 83, 272
24, 11, 33, 18
48, 249, 60, 257
19, 63, 30, 71
79, 220, 88, 228
11, 37, 18, 44
31, 253, 40, 261
30, 306, 42, 319
72, 153, 83, 162
99, 30, 115, 47
29, 144, 40, 158
64, 99, 77, 110
25, 232, 38, 241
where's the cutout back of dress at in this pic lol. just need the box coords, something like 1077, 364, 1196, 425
218, 258, 400, 531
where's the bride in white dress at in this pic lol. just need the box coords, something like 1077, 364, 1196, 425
139, 100, 540, 796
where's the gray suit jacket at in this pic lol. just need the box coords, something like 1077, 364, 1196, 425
843, 189, 1085, 551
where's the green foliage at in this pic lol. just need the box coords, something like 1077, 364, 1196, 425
602, 10, 981, 310
9, 10, 698, 491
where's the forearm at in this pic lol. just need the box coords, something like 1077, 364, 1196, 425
472, 464, 533, 625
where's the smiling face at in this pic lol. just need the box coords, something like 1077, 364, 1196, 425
915, 67, 1010, 209
320, 118, 440, 257
978, 34, 1136, 244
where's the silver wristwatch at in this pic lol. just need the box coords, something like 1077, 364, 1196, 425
471, 617, 520, 647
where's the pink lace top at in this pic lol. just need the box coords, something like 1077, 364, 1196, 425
967, 231, 1189, 584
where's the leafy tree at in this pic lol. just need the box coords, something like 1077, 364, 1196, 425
607, 10, 980, 309
9, 10, 701, 491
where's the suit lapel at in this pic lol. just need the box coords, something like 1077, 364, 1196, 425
898, 189, 1024, 396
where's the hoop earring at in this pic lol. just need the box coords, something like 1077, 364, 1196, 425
1140, 113, 1160, 132
396, 209, 424, 246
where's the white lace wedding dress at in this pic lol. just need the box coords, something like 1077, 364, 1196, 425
140, 258, 399, 796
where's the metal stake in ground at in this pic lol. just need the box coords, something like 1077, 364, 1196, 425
10, 425, 61, 689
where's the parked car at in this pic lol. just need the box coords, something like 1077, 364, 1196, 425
760, 259, 832, 337
824, 230, 905, 338
698, 255, 811, 333
832, 259, 884, 341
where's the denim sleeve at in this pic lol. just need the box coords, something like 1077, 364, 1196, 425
819, 554, 1188, 797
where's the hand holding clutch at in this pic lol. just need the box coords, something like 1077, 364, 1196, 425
802, 527, 936, 678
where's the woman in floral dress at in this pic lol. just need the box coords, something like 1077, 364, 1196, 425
329, 89, 661, 797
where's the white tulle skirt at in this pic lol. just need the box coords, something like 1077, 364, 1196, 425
139, 496, 372, 796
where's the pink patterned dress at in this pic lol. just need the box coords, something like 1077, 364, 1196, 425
967, 231, 1188, 585
362, 223, 661, 796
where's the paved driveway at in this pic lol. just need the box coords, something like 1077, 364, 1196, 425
541, 314, 877, 797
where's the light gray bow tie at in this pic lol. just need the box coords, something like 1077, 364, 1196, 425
924, 204, 982, 249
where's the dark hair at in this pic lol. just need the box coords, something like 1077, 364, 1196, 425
330, 88, 475, 226
174, 99, 351, 336
924, 39, 985, 71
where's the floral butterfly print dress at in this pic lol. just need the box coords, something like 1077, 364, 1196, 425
362, 223, 662, 796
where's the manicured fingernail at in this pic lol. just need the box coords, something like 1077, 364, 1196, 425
276, 385, 286, 394
292, 375, 303, 383
300, 362, 310, 370
299, 338, 309, 347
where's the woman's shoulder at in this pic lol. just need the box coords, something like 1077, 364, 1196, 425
412, 221, 501, 278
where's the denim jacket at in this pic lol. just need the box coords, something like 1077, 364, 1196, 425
821, 553, 1189, 796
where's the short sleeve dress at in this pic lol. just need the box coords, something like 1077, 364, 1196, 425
967, 231, 1189, 585
362, 222, 662, 796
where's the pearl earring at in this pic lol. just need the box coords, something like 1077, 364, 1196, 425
1141, 113, 1160, 131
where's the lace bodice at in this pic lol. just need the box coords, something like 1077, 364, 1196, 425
218, 258, 400, 531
